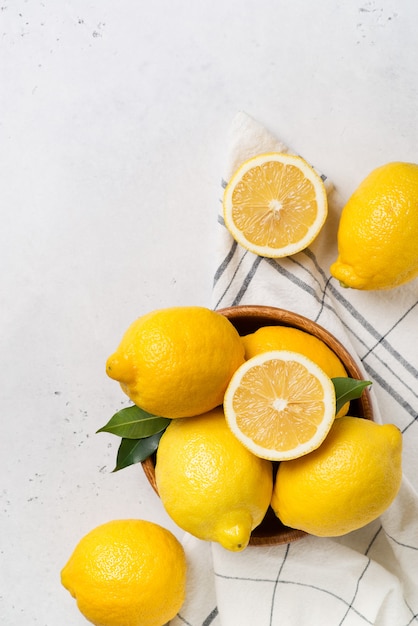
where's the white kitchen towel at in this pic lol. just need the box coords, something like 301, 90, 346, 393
169, 112, 418, 626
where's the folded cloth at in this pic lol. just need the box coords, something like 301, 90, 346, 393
169, 112, 418, 626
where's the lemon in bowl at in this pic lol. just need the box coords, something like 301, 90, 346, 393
271, 416, 402, 537
240, 323, 350, 418
106, 306, 245, 418
155, 406, 273, 552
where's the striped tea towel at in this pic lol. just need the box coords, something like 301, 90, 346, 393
169, 112, 418, 626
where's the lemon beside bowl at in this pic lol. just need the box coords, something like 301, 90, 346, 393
330, 161, 418, 290
142, 304, 374, 547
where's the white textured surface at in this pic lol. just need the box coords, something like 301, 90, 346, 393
1, 1, 417, 624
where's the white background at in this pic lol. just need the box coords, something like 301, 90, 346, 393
1, 1, 417, 624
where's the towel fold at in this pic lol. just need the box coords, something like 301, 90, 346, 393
170, 112, 418, 626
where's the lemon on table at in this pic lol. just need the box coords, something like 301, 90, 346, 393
241, 325, 349, 417
106, 306, 245, 418
61, 519, 187, 626
223, 350, 336, 461
223, 152, 328, 258
330, 161, 418, 290
155, 406, 273, 552
272, 416, 402, 537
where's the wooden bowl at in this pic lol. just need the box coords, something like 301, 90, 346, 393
142, 304, 373, 546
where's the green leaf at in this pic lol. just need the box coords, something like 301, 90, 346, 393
332, 377, 372, 415
97, 405, 170, 439
112, 431, 165, 472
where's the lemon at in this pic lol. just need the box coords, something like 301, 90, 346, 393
242, 326, 347, 378
224, 350, 336, 461
223, 152, 328, 258
61, 519, 187, 626
330, 161, 418, 290
242, 325, 349, 417
155, 406, 273, 551
271, 416, 402, 537
106, 306, 245, 418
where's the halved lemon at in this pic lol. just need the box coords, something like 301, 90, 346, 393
223, 350, 336, 461
223, 152, 328, 258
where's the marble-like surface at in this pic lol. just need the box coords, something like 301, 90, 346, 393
1, 1, 417, 623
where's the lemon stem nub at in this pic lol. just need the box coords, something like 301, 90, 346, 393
105, 354, 135, 383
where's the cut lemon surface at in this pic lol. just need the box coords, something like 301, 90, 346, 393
223, 350, 336, 461
223, 152, 328, 258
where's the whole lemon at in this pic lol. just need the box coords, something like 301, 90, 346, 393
106, 306, 245, 418
330, 162, 418, 290
271, 416, 402, 537
155, 406, 273, 551
241, 325, 348, 417
61, 519, 187, 626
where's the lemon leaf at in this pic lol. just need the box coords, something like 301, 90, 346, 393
332, 377, 372, 415
97, 405, 170, 439
112, 431, 165, 472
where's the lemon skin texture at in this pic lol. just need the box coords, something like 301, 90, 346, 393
61, 519, 187, 626
155, 407, 273, 551
241, 325, 349, 417
106, 306, 245, 418
330, 162, 418, 290
272, 417, 402, 537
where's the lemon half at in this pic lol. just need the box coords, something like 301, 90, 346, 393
224, 350, 336, 461
223, 152, 328, 258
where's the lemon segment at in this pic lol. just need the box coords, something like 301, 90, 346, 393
272, 417, 402, 537
155, 407, 273, 552
223, 350, 336, 461
330, 161, 418, 290
223, 152, 328, 258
